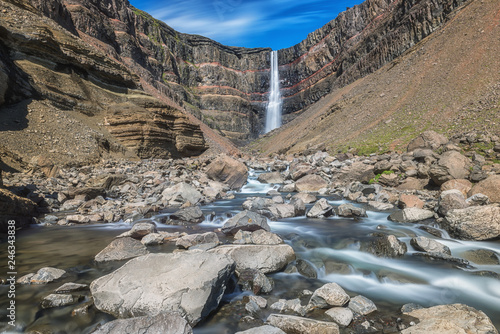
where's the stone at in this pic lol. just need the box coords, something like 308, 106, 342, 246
258, 172, 284, 184
67, 187, 106, 201
222, 210, 270, 235
270, 298, 306, 316
307, 283, 350, 310
175, 232, 219, 249
348, 295, 377, 315
29, 267, 66, 284
401, 304, 498, 334
141, 232, 166, 246
292, 193, 317, 204
237, 268, 274, 294
235, 325, 285, 334
307, 198, 335, 218
437, 189, 467, 216
367, 201, 394, 211
337, 203, 367, 218
66, 214, 90, 224
290, 198, 306, 216
325, 307, 353, 327
410, 236, 451, 255
466, 193, 490, 206
170, 206, 204, 224
296, 259, 317, 278
90, 252, 235, 326
440, 179, 473, 197
117, 222, 157, 239
378, 173, 399, 187
250, 230, 283, 245
397, 177, 429, 191
94, 237, 149, 263
407, 131, 448, 152
363, 234, 407, 258
462, 249, 499, 265
295, 174, 328, 192
268, 203, 296, 219
41, 294, 81, 309
429, 151, 471, 185
401, 303, 424, 313
206, 155, 248, 190
266, 314, 340, 334
0, 188, 37, 231
209, 244, 295, 274
54, 283, 88, 293
398, 194, 425, 209
91, 312, 193, 334
444, 205, 500, 240
249, 295, 268, 309
468, 175, 500, 203
388, 208, 434, 223
161, 182, 202, 206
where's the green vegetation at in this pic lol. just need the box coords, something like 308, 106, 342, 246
369, 170, 394, 184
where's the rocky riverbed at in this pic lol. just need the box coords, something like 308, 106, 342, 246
0, 131, 499, 333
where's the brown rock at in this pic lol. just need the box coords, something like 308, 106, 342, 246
468, 175, 500, 203
295, 174, 328, 192
0, 188, 37, 232
407, 131, 448, 152
399, 194, 424, 209
397, 177, 429, 191
440, 179, 473, 197
206, 155, 248, 190
429, 151, 471, 185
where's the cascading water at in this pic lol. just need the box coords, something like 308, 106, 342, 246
265, 50, 282, 133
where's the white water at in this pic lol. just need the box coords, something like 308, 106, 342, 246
265, 50, 282, 133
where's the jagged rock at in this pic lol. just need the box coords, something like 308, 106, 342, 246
54, 283, 88, 293
268, 203, 296, 219
295, 174, 328, 192
290, 198, 306, 216
410, 236, 451, 255
266, 314, 339, 334
222, 210, 270, 235
116, 222, 157, 239
466, 193, 490, 206
325, 307, 353, 327
348, 295, 377, 315
250, 230, 283, 245
307, 198, 335, 218
23, 267, 66, 285
388, 208, 434, 223
363, 234, 407, 258
429, 151, 471, 185
237, 268, 274, 294
401, 304, 498, 334
161, 183, 203, 206
440, 179, 473, 197
235, 325, 285, 334
270, 299, 306, 316
170, 206, 204, 224
90, 252, 235, 326
209, 244, 295, 274
248, 295, 268, 309
258, 172, 284, 184
65, 214, 91, 224
94, 237, 149, 263
436, 189, 468, 216
407, 131, 448, 152
206, 155, 248, 190
243, 197, 274, 212
443, 205, 500, 240
307, 283, 350, 310
368, 201, 394, 211
176, 232, 219, 249
468, 175, 500, 203
337, 204, 367, 218
91, 312, 193, 334
67, 187, 106, 201
462, 249, 499, 265
41, 294, 82, 309
292, 193, 317, 204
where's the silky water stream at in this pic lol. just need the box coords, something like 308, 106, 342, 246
0, 170, 499, 333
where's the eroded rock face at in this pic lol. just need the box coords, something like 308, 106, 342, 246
90, 252, 235, 326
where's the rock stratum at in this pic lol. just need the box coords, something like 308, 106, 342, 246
0, 0, 483, 166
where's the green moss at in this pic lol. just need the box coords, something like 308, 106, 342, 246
369, 170, 394, 184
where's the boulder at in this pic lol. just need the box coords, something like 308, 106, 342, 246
267, 314, 339, 334
337, 204, 367, 218
398, 194, 424, 209
296, 259, 317, 278
209, 244, 295, 274
175, 232, 219, 249
429, 151, 471, 185
363, 234, 407, 258
401, 304, 498, 334
268, 203, 296, 219
410, 236, 451, 255
466, 193, 490, 206
397, 177, 429, 191
94, 237, 149, 263
170, 206, 204, 224
270, 298, 307, 316
462, 249, 500, 265
443, 205, 500, 240
243, 197, 274, 212
26, 267, 66, 285
65, 214, 90, 224
54, 283, 88, 293
436, 190, 467, 216
90, 252, 235, 326
41, 294, 81, 309
337, 162, 375, 184
307, 198, 335, 218
249, 230, 283, 245
378, 173, 399, 187
468, 175, 500, 203
290, 198, 306, 216
91, 312, 193, 334
292, 193, 317, 204
258, 172, 284, 184
222, 210, 270, 235
440, 179, 473, 197
388, 208, 434, 223
205, 155, 248, 189
161, 183, 202, 206
235, 325, 285, 334
407, 131, 448, 152
116, 222, 157, 239
307, 283, 350, 310
325, 307, 353, 327
295, 174, 328, 192
237, 268, 274, 294
348, 295, 377, 315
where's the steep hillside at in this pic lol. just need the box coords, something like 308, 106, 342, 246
250, 0, 500, 155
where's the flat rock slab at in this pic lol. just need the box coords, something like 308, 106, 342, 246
267, 314, 339, 334
54, 283, 88, 293
94, 237, 149, 263
90, 252, 235, 326
91, 312, 193, 334
209, 244, 295, 274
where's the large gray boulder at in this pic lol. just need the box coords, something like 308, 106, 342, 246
267, 314, 340, 334
307, 283, 350, 310
443, 205, 500, 240
91, 312, 193, 334
268, 203, 296, 219
170, 206, 204, 224
307, 198, 335, 218
429, 151, 471, 185
161, 183, 202, 206
209, 244, 295, 274
90, 252, 235, 326
205, 154, 248, 190
295, 174, 328, 192
222, 210, 270, 235
363, 234, 407, 258
401, 304, 498, 334
437, 189, 468, 216
410, 236, 451, 255
94, 237, 149, 263
116, 222, 157, 239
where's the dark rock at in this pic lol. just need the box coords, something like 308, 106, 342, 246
363, 234, 407, 258
296, 259, 317, 278
170, 206, 204, 224
412, 252, 471, 268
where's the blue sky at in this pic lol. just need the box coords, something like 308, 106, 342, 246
129, 0, 363, 50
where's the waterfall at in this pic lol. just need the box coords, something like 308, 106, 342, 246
265, 50, 282, 133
